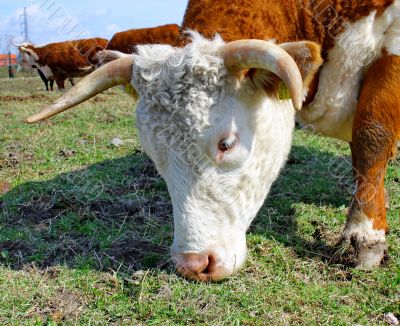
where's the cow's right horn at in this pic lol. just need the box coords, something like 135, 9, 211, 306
26, 56, 134, 123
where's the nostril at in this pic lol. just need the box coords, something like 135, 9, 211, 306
176, 253, 210, 276
175, 252, 232, 281
203, 254, 217, 274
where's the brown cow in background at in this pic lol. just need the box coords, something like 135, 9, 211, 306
16, 38, 108, 90
107, 24, 180, 53
95, 24, 180, 65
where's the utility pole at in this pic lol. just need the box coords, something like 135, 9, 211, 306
20, 7, 29, 43
8, 52, 15, 78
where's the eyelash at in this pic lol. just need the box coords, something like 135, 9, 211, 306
218, 136, 238, 152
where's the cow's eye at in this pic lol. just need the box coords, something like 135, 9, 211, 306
218, 135, 238, 152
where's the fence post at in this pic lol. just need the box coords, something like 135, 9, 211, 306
8, 52, 15, 78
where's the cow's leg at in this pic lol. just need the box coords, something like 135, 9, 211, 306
344, 52, 400, 268
36, 69, 49, 91
50, 79, 54, 91
69, 78, 75, 86
55, 78, 63, 91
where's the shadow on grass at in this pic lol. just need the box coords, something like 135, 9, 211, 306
0, 152, 174, 274
0, 145, 353, 274
250, 144, 354, 264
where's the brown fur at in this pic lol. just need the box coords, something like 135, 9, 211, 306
351, 52, 400, 232
181, 0, 393, 50
25, 38, 108, 89
181, 0, 394, 102
107, 24, 181, 54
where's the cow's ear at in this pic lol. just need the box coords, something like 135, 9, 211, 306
20, 46, 29, 54
20, 47, 35, 58
21, 47, 39, 61
246, 41, 323, 100
279, 41, 323, 94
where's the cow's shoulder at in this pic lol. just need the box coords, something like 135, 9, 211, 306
299, 0, 400, 141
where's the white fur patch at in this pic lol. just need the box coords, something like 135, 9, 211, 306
298, 0, 400, 141
39, 65, 53, 79
343, 210, 386, 243
384, 0, 400, 55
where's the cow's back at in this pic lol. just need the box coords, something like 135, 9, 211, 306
107, 24, 180, 54
182, 0, 394, 52
71, 38, 108, 63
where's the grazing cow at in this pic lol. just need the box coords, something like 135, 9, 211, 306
95, 24, 181, 65
15, 38, 108, 90
27, 0, 400, 281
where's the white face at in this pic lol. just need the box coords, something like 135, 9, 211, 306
19, 47, 39, 69
19, 47, 53, 78
132, 37, 295, 281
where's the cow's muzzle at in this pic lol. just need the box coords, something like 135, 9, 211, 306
173, 252, 237, 282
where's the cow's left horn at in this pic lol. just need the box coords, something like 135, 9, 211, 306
26, 56, 134, 123
222, 40, 304, 111
10, 40, 24, 47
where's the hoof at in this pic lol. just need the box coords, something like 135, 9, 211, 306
332, 236, 387, 269
353, 239, 387, 269
337, 210, 388, 269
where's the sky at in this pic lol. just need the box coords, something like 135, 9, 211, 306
0, 0, 188, 53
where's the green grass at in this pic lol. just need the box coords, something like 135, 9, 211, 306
0, 66, 37, 79
0, 66, 10, 79
0, 77, 399, 325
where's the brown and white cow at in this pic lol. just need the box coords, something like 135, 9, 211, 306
27, 0, 400, 281
16, 38, 108, 90
95, 24, 181, 65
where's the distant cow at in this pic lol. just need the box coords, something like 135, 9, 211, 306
15, 38, 107, 90
95, 24, 180, 65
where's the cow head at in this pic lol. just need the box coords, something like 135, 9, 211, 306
27, 33, 322, 281
16, 44, 40, 70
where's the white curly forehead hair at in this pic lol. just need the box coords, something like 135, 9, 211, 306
132, 32, 229, 146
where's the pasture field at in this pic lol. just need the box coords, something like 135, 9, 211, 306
0, 66, 36, 79
0, 76, 399, 325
